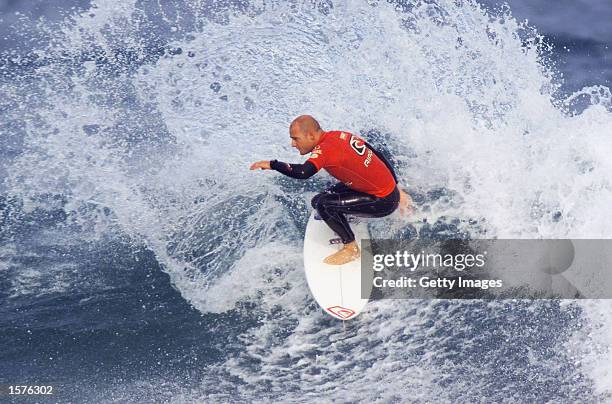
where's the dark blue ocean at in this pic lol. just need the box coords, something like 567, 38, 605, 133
1, 1, 611, 402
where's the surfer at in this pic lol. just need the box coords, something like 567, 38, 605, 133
250, 115, 413, 265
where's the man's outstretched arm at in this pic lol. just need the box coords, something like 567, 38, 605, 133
250, 160, 317, 179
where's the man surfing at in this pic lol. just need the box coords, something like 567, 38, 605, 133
250, 115, 412, 265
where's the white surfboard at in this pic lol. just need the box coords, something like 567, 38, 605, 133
303, 211, 372, 320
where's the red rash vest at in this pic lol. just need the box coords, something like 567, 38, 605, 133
306, 131, 396, 197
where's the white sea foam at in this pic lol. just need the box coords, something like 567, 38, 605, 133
2, 0, 611, 400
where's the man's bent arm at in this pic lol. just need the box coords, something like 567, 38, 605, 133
364, 141, 398, 183
270, 160, 317, 179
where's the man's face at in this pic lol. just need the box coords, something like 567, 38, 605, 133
290, 128, 315, 155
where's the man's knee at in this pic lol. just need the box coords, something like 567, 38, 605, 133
312, 192, 337, 211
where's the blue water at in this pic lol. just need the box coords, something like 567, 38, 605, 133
481, 0, 612, 93
1, 0, 611, 402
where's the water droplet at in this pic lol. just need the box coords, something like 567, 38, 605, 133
210, 82, 221, 93
244, 97, 254, 111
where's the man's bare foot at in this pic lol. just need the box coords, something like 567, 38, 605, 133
398, 189, 414, 217
324, 241, 360, 265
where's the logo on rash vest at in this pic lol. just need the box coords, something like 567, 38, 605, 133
340, 132, 347, 140
310, 145, 322, 159
364, 149, 373, 167
349, 136, 366, 156
327, 306, 356, 320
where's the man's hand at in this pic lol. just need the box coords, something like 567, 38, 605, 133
398, 188, 414, 217
250, 160, 271, 170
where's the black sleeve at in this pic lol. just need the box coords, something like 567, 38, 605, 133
270, 160, 317, 179
364, 141, 398, 183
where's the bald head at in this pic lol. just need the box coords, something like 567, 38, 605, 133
290, 115, 322, 136
289, 115, 324, 155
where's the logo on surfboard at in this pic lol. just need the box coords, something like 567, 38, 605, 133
326, 306, 356, 320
